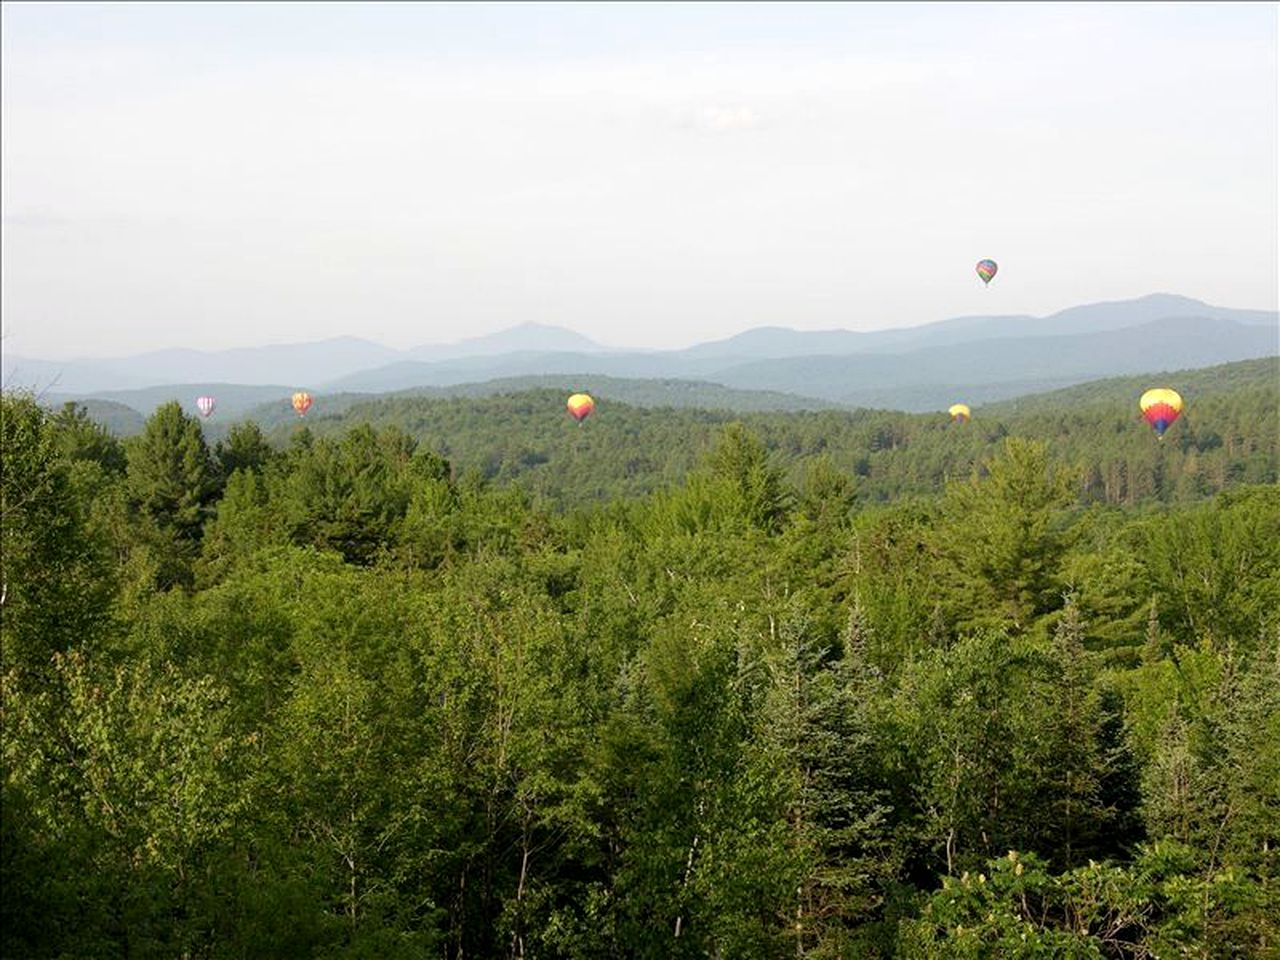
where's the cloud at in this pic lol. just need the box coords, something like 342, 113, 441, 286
693, 104, 760, 133
2, 6, 1274, 356
0, 211, 70, 228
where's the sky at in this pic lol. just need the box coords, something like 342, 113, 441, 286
2, 1, 1276, 359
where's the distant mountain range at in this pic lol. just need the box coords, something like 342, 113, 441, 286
3, 323, 607, 395
8, 293, 1276, 416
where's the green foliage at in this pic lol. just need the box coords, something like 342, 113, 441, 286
1, 649, 256, 959
0, 394, 113, 680
704, 423, 792, 532
892, 631, 1051, 876
933, 438, 1077, 634
215, 420, 277, 477
743, 626, 896, 954
49, 400, 128, 473
124, 400, 220, 589
273, 424, 449, 564
1135, 485, 1280, 651
200, 467, 277, 584
126, 400, 219, 538
245, 358, 1277, 512
899, 843, 1278, 958
3, 382, 1279, 957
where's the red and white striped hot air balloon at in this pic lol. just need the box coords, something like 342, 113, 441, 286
196, 396, 216, 418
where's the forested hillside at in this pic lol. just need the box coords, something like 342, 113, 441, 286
230, 376, 836, 435
44, 375, 835, 429
2, 382, 1278, 958
257, 358, 1278, 508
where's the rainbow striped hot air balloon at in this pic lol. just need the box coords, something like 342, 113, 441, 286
948, 403, 971, 424
292, 391, 313, 418
1139, 388, 1182, 439
195, 395, 216, 418
566, 393, 594, 424
976, 259, 998, 286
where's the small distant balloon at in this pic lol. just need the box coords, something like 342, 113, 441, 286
976, 259, 998, 286
292, 391, 313, 417
1139, 388, 1182, 439
566, 393, 595, 424
948, 403, 971, 424
195, 396, 216, 418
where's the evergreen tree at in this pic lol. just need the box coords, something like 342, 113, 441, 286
705, 423, 792, 533
125, 401, 218, 588
128, 401, 219, 538
214, 421, 276, 477
48, 400, 127, 473
934, 438, 1077, 634
751, 622, 894, 955
1037, 596, 1108, 868
276, 424, 448, 564
199, 468, 277, 584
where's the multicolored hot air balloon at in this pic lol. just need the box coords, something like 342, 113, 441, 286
195, 396, 216, 418
1139, 388, 1182, 439
976, 259, 998, 286
566, 393, 594, 424
292, 391, 313, 418
949, 403, 971, 424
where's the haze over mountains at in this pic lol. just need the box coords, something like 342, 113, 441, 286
7, 294, 1276, 417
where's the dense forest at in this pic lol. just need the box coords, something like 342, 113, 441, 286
256, 358, 1278, 508
2, 363, 1278, 957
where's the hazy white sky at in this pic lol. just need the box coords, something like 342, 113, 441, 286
2, 2, 1276, 359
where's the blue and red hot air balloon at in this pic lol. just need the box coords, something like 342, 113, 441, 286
1140, 388, 1183, 439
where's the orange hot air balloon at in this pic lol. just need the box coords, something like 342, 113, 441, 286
292, 391, 313, 417
566, 393, 594, 424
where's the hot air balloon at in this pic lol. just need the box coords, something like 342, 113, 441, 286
195, 396, 216, 418
567, 393, 594, 424
949, 403, 971, 424
976, 259, 998, 286
292, 391, 313, 418
1139, 388, 1182, 439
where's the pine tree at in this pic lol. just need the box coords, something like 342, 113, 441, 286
934, 438, 1077, 634
127, 401, 218, 541
48, 401, 126, 473
214, 421, 276, 477
1040, 596, 1107, 868
720, 621, 892, 955
706, 423, 792, 533
125, 401, 218, 588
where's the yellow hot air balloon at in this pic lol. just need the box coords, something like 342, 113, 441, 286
292, 391, 313, 417
949, 403, 971, 424
566, 393, 595, 424
1139, 388, 1182, 439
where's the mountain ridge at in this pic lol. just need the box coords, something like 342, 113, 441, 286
6, 294, 1275, 399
